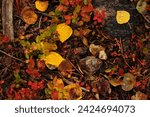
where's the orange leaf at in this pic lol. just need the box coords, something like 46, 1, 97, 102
35, 0, 49, 12
21, 7, 38, 25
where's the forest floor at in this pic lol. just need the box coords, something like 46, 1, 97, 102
0, 0, 150, 100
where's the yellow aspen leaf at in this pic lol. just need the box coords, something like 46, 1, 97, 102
63, 84, 82, 100
21, 7, 38, 25
116, 11, 130, 24
35, 0, 49, 12
42, 52, 65, 67
56, 23, 73, 43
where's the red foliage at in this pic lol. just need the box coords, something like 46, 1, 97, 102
63, 15, 72, 24
37, 60, 46, 71
118, 68, 124, 76
51, 91, 59, 100
14, 88, 37, 100
62, 0, 82, 6
1, 36, 10, 43
26, 68, 40, 78
26, 58, 40, 78
28, 80, 45, 90
80, 4, 93, 22
0, 80, 4, 85
93, 9, 106, 23
56, 5, 67, 12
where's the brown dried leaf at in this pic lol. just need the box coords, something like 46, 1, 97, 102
121, 73, 136, 91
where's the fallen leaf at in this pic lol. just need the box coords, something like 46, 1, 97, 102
82, 37, 88, 46
99, 50, 107, 60
41, 52, 65, 67
52, 77, 64, 89
109, 79, 123, 87
56, 23, 73, 43
116, 11, 130, 24
121, 73, 136, 91
58, 59, 73, 77
63, 84, 82, 100
136, 0, 147, 14
21, 7, 38, 25
35, 0, 49, 12
89, 44, 105, 56
131, 91, 148, 100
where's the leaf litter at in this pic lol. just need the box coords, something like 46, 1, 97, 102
0, 0, 150, 100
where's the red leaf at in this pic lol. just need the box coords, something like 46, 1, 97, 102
2, 36, 10, 43
118, 68, 124, 76
37, 60, 45, 70
26, 68, 40, 78
51, 91, 59, 100
28, 58, 35, 69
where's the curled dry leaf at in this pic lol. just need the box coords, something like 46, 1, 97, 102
116, 11, 130, 24
89, 44, 104, 56
63, 84, 82, 100
21, 7, 38, 25
136, 0, 147, 14
56, 23, 73, 43
131, 91, 148, 100
89, 44, 107, 60
99, 50, 107, 60
35, 0, 49, 12
109, 79, 123, 87
41, 52, 65, 67
121, 73, 136, 91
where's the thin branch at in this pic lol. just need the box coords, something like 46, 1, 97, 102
119, 38, 133, 69
0, 49, 25, 63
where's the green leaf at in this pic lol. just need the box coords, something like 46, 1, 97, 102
36, 24, 57, 43
84, 0, 88, 5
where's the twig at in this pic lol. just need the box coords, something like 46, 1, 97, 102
35, 11, 52, 18
0, 49, 25, 63
119, 38, 133, 69
38, 16, 42, 29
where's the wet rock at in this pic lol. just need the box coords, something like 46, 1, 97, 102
79, 56, 102, 74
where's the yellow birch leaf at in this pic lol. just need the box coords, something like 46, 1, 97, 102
116, 11, 130, 24
42, 52, 65, 67
56, 23, 73, 43
35, 0, 49, 12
